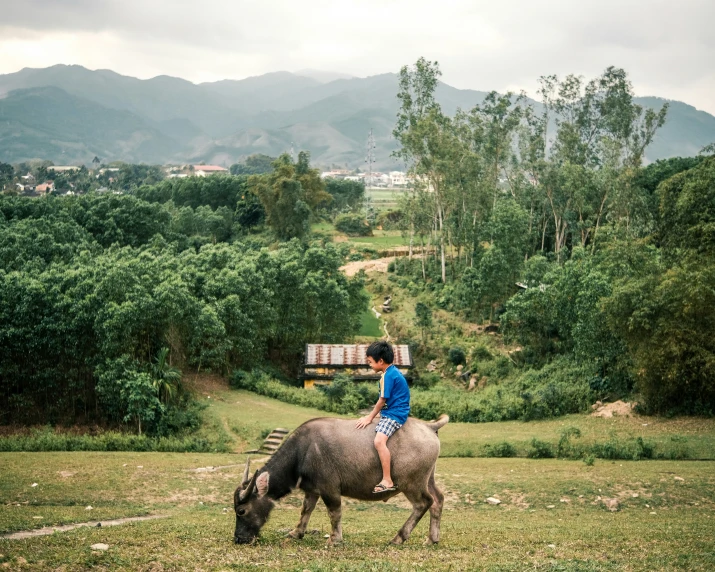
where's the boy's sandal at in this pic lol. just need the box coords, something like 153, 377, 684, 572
373, 483, 398, 493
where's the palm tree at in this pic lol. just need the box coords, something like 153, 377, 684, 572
151, 348, 182, 405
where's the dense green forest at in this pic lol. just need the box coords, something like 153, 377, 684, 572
1, 62, 713, 442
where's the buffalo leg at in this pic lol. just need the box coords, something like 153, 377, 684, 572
288, 492, 319, 539
425, 470, 444, 545
321, 494, 343, 544
390, 489, 433, 545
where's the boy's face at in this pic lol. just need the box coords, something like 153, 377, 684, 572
366, 356, 386, 372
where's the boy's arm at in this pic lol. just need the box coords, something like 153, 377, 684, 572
355, 397, 386, 429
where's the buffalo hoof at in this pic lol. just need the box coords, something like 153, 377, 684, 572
390, 535, 405, 545
423, 537, 439, 546
286, 530, 304, 540
327, 536, 343, 546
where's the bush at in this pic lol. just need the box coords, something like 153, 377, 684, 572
0, 426, 229, 453
448, 347, 466, 366
527, 438, 555, 458
412, 372, 439, 390
483, 441, 517, 457
335, 214, 372, 236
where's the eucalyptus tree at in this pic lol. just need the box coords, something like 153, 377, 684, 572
393, 57, 457, 283
535, 67, 668, 258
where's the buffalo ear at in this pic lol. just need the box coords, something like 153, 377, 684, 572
256, 472, 270, 497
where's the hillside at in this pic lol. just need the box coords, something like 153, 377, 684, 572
0, 65, 713, 168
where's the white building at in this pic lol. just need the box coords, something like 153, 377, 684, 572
389, 171, 407, 187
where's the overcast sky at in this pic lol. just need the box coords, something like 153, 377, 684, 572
1, 0, 714, 113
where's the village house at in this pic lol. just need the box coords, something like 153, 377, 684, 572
192, 165, 228, 176
35, 181, 55, 195
301, 343, 413, 389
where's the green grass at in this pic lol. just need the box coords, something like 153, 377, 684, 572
1, 452, 713, 570
2, 388, 714, 569
348, 230, 409, 248
358, 305, 382, 337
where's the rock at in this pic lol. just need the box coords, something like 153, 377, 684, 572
591, 401, 603, 411
456, 365, 463, 372
591, 400, 636, 418
85, 506, 93, 510
546, 505, 555, 509
485, 497, 501, 505
603, 498, 619, 512
674, 476, 685, 482
30, 483, 38, 487
632, 493, 639, 498
548, 544, 556, 549
222, 508, 228, 513
468, 377, 477, 391
136, 466, 143, 469
90, 543, 109, 551
478, 377, 488, 390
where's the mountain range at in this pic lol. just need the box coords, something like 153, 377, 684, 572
1, 64, 714, 169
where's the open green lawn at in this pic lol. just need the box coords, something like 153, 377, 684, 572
1, 452, 713, 570
2, 387, 714, 570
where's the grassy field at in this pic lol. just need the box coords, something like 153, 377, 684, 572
2, 385, 714, 570
348, 230, 409, 248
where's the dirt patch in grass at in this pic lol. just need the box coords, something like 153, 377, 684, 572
591, 400, 637, 418
340, 257, 393, 277
1, 515, 168, 539
183, 372, 230, 395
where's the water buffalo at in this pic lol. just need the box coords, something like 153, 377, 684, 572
233, 414, 448, 545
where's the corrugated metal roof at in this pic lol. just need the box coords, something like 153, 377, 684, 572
305, 344, 412, 367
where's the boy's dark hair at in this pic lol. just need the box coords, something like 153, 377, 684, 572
366, 341, 394, 364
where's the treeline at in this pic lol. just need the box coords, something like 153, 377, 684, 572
389, 58, 714, 415
0, 165, 367, 432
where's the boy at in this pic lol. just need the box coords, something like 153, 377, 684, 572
355, 341, 410, 493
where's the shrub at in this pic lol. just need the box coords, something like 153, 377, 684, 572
483, 441, 517, 457
448, 347, 466, 366
527, 438, 555, 458
335, 214, 372, 236
412, 372, 439, 390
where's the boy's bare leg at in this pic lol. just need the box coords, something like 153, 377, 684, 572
374, 433, 393, 488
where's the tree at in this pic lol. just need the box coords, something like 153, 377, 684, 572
230, 154, 275, 175
247, 152, 331, 240
414, 302, 433, 343
150, 347, 182, 405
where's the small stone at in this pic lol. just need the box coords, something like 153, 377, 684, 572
456, 365, 463, 371
603, 498, 619, 512
632, 493, 639, 498
650, 511, 656, 515
486, 497, 501, 505
33, 516, 42, 519
136, 466, 143, 469
674, 476, 684, 482
324, 534, 330, 538
199, 501, 204, 505
123, 464, 127, 467
96, 523, 102, 527
16, 557, 28, 565
546, 505, 555, 509
548, 544, 556, 549
468, 377, 477, 391
222, 508, 228, 513
90, 543, 109, 551
560, 498, 569, 503
30, 483, 38, 487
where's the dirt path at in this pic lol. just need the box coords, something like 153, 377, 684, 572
339, 256, 394, 277
1, 515, 168, 539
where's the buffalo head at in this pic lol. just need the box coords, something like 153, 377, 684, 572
233, 458, 273, 544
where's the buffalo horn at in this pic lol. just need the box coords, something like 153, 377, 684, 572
239, 471, 258, 502
242, 457, 251, 484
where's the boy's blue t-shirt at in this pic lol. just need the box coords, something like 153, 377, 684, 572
379, 364, 410, 424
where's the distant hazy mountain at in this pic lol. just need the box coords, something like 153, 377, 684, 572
0, 64, 713, 168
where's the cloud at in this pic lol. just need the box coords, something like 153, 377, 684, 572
0, 0, 713, 113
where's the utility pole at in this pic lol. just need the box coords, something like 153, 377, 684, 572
365, 128, 376, 221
